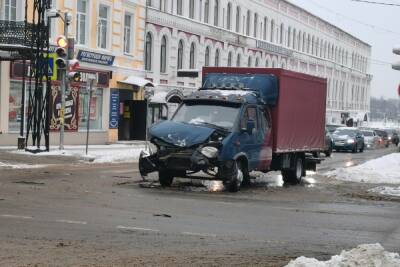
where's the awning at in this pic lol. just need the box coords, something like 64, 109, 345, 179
118, 76, 154, 87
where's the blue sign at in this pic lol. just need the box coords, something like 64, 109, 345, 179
109, 90, 119, 129
77, 50, 115, 66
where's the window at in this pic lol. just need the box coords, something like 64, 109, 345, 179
279, 23, 284, 44
205, 46, 210, 66
246, 10, 251, 36
235, 7, 240, 32
255, 57, 259, 67
159, 0, 167, 11
177, 40, 184, 69
76, 0, 88, 45
189, 0, 195, 19
5, 0, 17, 21
79, 89, 103, 130
123, 14, 133, 54
263, 17, 267, 40
204, 0, 209, 23
236, 54, 241, 67
215, 49, 220, 66
247, 56, 252, 67
270, 20, 275, 42
253, 13, 258, 38
287, 27, 291, 47
214, 0, 219, 26
177, 0, 182, 15
189, 43, 196, 69
160, 36, 167, 73
97, 4, 109, 49
226, 3, 232, 30
145, 33, 152, 71
241, 106, 258, 130
227, 52, 232, 67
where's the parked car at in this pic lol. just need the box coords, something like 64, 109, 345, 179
385, 129, 399, 146
374, 129, 390, 148
324, 128, 333, 156
332, 127, 365, 153
361, 129, 380, 149
326, 124, 343, 134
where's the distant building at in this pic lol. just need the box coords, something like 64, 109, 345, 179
144, 0, 372, 126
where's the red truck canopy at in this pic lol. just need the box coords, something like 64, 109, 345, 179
202, 67, 327, 153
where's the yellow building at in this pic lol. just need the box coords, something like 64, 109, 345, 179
0, 0, 150, 145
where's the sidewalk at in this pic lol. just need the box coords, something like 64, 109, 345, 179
0, 142, 148, 168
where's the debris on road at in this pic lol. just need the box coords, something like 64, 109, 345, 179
286, 243, 400, 267
14, 181, 45, 186
153, 214, 172, 218
327, 153, 400, 184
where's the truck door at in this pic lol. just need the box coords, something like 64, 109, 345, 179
239, 106, 260, 170
257, 107, 273, 170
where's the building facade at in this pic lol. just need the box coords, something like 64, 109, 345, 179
144, 0, 372, 125
0, 0, 149, 146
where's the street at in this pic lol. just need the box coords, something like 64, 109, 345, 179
0, 147, 399, 266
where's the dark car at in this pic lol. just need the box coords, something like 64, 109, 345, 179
374, 129, 390, 148
326, 124, 343, 134
324, 128, 333, 156
332, 127, 365, 153
385, 129, 399, 146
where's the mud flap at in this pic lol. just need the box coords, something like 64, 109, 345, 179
139, 151, 158, 180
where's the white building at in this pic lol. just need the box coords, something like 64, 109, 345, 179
144, 0, 372, 125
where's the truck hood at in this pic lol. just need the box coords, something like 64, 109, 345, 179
149, 121, 216, 147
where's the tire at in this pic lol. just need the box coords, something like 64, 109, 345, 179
352, 144, 358, 153
237, 160, 251, 187
281, 156, 304, 185
224, 161, 243, 193
359, 144, 364, 153
159, 170, 174, 187
325, 145, 333, 157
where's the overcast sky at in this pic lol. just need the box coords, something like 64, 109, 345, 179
289, 0, 399, 99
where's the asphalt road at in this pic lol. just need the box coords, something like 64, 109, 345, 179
0, 147, 399, 266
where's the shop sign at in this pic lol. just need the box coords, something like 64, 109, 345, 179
49, 85, 79, 132
109, 90, 119, 129
256, 40, 293, 57
77, 50, 115, 66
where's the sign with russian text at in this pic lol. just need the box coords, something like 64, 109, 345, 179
109, 90, 119, 129
77, 50, 115, 66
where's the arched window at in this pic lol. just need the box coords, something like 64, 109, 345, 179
177, 0, 182, 15
214, 0, 219, 26
236, 54, 241, 67
145, 32, 152, 71
246, 10, 251, 36
247, 56, 252, 67
205, 46, 210, 66
270, 20, 275, 42
253, 13, 258, 38
292, 29, 296, 49
204, 0, 209, 23
189, 0, 195, 19
307, 34, 311, 53
287, 27, 291, 47
263, 17, 268, 40
265, 58, 270, 67
215, 49, 220, 66
177, 40, 184, 69
279, 23, 284, 44
190, 42, 196, 69
227, 51, 233, 67
226, 2, 232, 30
160, 35, 167, 73
311, 36, 315, 54
235, 6, 240, 32
255, 57, 259, 67
302, 32, 306, 52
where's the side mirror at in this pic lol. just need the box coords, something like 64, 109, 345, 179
243, 120, 255, 135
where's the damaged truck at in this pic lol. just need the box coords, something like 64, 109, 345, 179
139, 68, 327, 192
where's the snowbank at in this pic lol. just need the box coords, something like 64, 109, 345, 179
327, 153, 400, 184
286, 243, 400, 267
0, 161, 47, 169
369, 186, 400, 197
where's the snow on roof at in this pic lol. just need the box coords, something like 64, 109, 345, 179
119, 76, 154, 87
202, 89, 255, 97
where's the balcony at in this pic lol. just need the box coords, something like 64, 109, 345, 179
0, 20, 34, 60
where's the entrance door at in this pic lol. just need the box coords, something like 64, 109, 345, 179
118, 90, 133, 141
130, 101, 147, 140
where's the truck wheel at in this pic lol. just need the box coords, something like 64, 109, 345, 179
159, 171, 174, 187
224, 161, 243, 192
282, 157, 304, 185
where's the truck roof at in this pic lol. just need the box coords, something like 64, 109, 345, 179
184, 89, 259, 105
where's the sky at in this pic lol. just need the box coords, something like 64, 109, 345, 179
289, 0, 400, 99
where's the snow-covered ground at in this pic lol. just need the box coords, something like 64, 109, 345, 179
327, 153, 400, 184
369, 186, 400, 197
11, 144, 148, 164
286, 243, 400, 267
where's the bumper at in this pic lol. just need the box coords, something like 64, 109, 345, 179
333, 143, 355, 151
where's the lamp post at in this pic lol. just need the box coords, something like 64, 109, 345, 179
393, 47, 400, 148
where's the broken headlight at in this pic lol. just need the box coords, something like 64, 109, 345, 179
201, 146, 219, 159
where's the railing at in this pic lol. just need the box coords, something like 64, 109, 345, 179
0, 20, 33, 50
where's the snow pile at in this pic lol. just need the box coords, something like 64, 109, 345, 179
327, 153, 400, 184
286, 243, 400, 267
13, 144, 148, 164
0, 161, 47, 169
369, 186, 400, 197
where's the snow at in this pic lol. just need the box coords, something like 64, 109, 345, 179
286, 243, 400, 267
11, 144, 148, 164
209, 89, 255, 97
369, 186, 400, 197
327, 153, 400, 184
0, 161, 47, 169
150, 91, 168, 103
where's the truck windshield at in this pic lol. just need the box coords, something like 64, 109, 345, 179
172, 103, 239, 129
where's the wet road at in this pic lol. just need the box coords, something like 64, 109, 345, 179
0, 147, 399, 266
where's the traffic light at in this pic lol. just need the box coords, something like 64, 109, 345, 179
55, 35, 68, 70
68, 71, 81, 82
